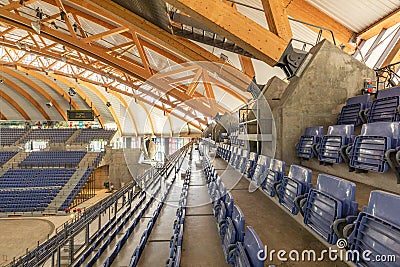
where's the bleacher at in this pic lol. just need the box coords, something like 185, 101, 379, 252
22, 128, 76, 143
72, 129, 116, 143
0, 151, 17, 167
0, 128, 27, 146
0, 168, 76, 212
212, 140, 400, 266
19, 151, 86, 168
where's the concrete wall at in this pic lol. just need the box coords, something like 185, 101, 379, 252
102, 148, 150, 189
94, 165, 109, 189
265, 40, 375, 165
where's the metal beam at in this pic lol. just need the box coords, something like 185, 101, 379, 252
374, 27, 400, 69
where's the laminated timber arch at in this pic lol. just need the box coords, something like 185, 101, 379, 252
2, 68, 68, 120
3, 78, 51, 121
47, 75, 105, 127
0, 90, 30, 120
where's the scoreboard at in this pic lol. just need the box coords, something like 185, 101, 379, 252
67, 110, 95, 121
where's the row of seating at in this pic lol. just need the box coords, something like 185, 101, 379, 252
22, 129, 76, 143
337, 86, 400, 126
215, 142, 400, 266
0, 128, 27, 146
58, 168, 94, 211
73, 129, 116, 144
297, 122, 400, 177
20, 151, 86, 168
0, 168, 76, 188
0, 151, 17, 167
166, 167, 191, 267
0, 188, 59, 212
202, 157, 265, 267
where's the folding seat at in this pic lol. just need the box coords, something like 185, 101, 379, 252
237, 149, 250, 173
250, 155, 270, 187
229, 147, 238, 166
244, 152, 258, 179
337, 94, 370, 126
217, 192, 234, 236
349, 122, 400, 173
318, 125, 354, 164
222, 205, 245, 264
262, 159, 285, 197
277, 165, 312, 215
346, 190, 400, 266
367, 86, 400, 123
297, 126, 323, 159
234, 226, 264, 267
301, 174, 358, 244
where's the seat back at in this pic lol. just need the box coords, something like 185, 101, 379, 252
231, 205, 245, 242
225, 192, 234, 217
245, 152, 258, 178
338, 94, 370, 126
297, 126, 323, 159
368, 87, 400, 123
278, 165, 312, 214
263, 159, 285, 197
303, 174, 358, 244
350, 122, 400, 172
251, 155, 270, 187
318, 125, 354, 164
348, 190, 400, 266
238, 149, 249, 172
236, 226, 264, 267
234, 148, 243, 167
222, 205, 245, 261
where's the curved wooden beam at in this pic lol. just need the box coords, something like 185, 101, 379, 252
17, 67, 80, 110
80, 81, 122, 136
0, 90, 30, 120
137, 101, 155, 135
2, 68, 68, 120
48, 75, 105, 127
0, 112, 7, 120
4, 79, 51, 120
108, 91, 139, 137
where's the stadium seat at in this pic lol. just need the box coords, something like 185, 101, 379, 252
277, 165, 312, 215
297, 126, 324, 159
234, 226, 265, 267
302, 174, 358, 244
318, 124, 354, 164
251, 155, 270, 187
262, 159, 286, 197
244, 152, 258, 179
347, 190, 400, 266
222, 205, 245, 264
338, 94, 370, 126
349, 122, 400, 173
367, 86, 400, 123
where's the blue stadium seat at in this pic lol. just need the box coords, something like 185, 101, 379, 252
237, 149, 250, 173
222, 205, 245, 264
302, 174, 358, 244
349, 122, 400, 173
277, 165, 312, 215
367, 86, 400, 123
234, 226, 264, 267
318, 125, 354, 164
244, 152, 258, 179
297, 126, 324, 159
338, 94, 370, 126
347, 190, 400, 266
250, 155, 270, 187
262, 159, 285, 197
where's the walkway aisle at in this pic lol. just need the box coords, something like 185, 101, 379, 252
212, 157, 347, 267
180, 150, 229, 267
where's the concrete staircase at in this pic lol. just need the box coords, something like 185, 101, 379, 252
44, 168, 88, 214
78, 152, 100, 168
0, 151, 30, 172
13, 129, 32, 145
66, 129, 82, 145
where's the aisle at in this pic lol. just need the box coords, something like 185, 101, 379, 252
180, 151, 229, 267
